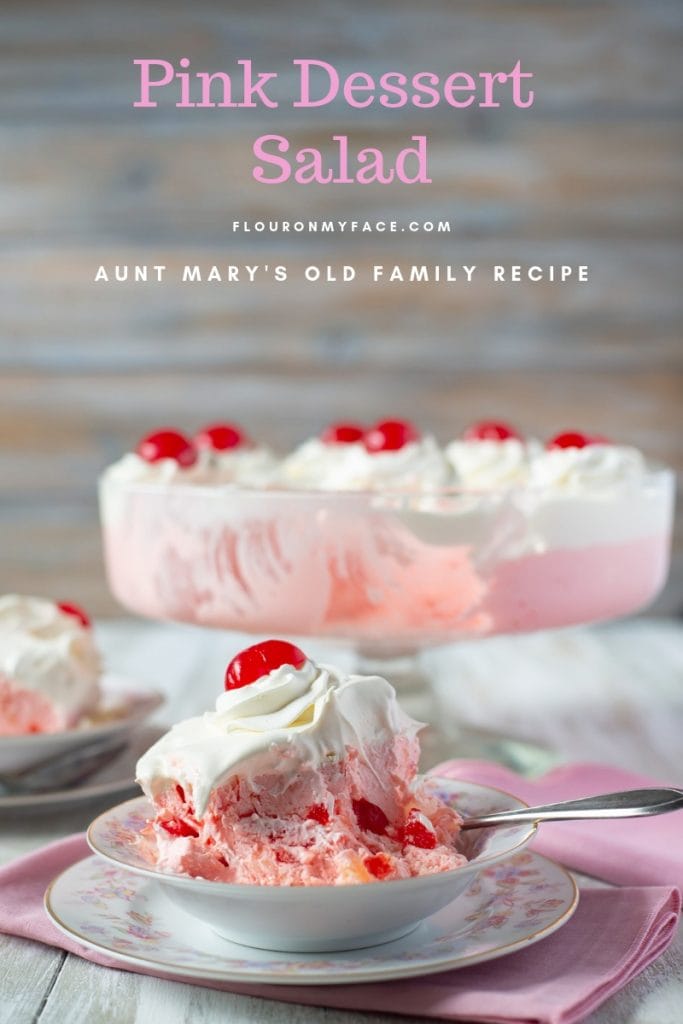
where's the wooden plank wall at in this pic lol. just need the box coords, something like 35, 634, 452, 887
0, 0, 681, 616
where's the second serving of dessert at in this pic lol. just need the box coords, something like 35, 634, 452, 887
0, 594, 101, 735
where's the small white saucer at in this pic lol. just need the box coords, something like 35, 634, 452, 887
0, 726, 163, 813
45, 850, 577, 985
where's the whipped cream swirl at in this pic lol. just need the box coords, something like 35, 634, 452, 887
136, 660, 420, 815
278, 435, 456, 491
102, 445, 277, 488
209, 446, 278, 485
529, 444, 647, 492
445, 438, 541, 489
100, 450, 215, 486
0, 595, 101, 725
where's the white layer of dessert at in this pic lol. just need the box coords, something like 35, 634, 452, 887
136, 660, 420, 816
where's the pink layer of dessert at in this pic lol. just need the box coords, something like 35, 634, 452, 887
0, 676, 64, 735
102, 492, 670, 643
140, 736, 466, 886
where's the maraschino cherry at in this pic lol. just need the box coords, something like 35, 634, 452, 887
353, 797, 389, 835
464, 420, 522, 442
546, 431, 610, 450
398, 810, 437, 849
320, 422, 365, 444
195, 422, 249, 452
364, 853, 393, 879
136, 429, 197, 467
57, 602, 91, 629
363, 418, 420, 453
225, 639, 307, 690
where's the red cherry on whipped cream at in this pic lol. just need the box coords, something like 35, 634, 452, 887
195, 422, 249, 452
136, 429, 197, 467
363, 418, 421, 453
546, 431, 610, 450
225, 639, 307, 690
57, 601, 91, 629
464, 420, 522, 442
320, 422, 365, 444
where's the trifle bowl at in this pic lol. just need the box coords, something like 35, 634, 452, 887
99, 473, 673, 648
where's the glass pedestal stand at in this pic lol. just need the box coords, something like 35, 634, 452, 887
355, 647, 561, 777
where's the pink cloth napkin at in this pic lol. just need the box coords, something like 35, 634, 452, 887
432, 761, 683, 890
0, 763, 681, 1024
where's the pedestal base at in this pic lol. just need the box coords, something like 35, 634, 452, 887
354, 650, 562, 777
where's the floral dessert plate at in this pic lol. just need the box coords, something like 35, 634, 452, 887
86, 780, 539, 951
45, 849, 577, 985
0, 674, 164, 774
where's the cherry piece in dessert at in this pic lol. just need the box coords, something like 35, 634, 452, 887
364, 853, 393, 880
136, 428, 198, 467
353, 797, 389, 835
363, 418, 421, 453
275, 849, 297, 864
320, 422, 365, 444
546, 431, 610, 450
57, 601, 91, 629
464, 420, 522, 442
159, 818, 199, 838
225, 639, 307, 690
306, 803, 330, 825
398, 810, 437, 850
195, 422, 249, 451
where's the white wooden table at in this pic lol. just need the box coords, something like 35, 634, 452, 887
2, 618, 682, 1024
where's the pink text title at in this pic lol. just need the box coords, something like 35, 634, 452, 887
133, 58, 536, 185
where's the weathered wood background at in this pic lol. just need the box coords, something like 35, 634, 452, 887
0, 0, 681, 615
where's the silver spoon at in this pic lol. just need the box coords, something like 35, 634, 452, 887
461, 787, 683, 830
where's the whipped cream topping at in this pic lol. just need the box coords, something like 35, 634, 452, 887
445, 438, 541, 489
136, 660, 420, 815
102, 430, 654, 499
102, 446, 277, 488
209, 446, 278, 485
529, 444, 647, 492
100, 450, 215, 486
0, 595, 101, 724
277, 438, 367, 489
278, 435, 456, 491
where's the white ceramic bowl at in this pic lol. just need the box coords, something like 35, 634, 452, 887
0, 674, 163, 773
87, 778, 536, 953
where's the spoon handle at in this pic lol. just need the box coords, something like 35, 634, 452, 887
460, 787, 683, 830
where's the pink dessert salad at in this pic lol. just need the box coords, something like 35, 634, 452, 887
100, 419, 672, 643
135, 639, 467, 885
0, 594, 101, 734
